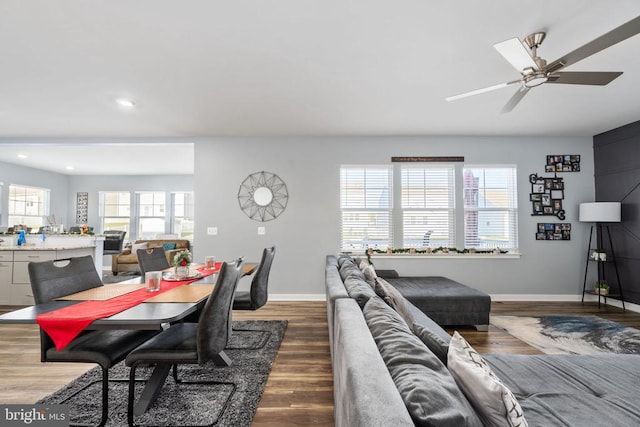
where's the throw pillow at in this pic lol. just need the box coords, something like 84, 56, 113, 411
374, 277, 415, 326
131, 242, 148, 254
412, 322, 450, 365
447, 331, 528, 427
362, 264, 377, 282
162, 242, 177, 251
363, 297, 483, 427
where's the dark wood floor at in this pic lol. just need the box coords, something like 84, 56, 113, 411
1, 300, 639, 426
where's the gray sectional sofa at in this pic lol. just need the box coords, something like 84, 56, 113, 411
326, 255, 640, 427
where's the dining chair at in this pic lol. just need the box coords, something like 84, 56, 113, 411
28, 255, 160, 427
125, 258, 244, 427
103, 230, 127, 255
230, 246, 275, 349
136, 247, 170, 276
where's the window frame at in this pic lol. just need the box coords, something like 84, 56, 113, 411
7, 184, 50, 230
340, 165, 393, 252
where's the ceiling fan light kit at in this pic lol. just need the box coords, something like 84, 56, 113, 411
446, 15, 640, 112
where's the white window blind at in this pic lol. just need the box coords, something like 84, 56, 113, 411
340, 166, 393, 251
401, 165, 456, 248
463, 166, 518, 249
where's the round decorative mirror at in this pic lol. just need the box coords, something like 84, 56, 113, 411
253, 187, 273, 206
238, 171, 288, 222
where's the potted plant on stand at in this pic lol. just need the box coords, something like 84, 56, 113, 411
594, 281, 610, 295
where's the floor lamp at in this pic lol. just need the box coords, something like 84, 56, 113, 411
579, 202, 625, 310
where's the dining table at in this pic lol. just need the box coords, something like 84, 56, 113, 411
0, 261, 258, 415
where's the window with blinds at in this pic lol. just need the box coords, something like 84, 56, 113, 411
463, 166, 518, 249
340, 166, 393, 251
401, 165, 456, 248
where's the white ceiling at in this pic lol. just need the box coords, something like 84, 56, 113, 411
1, 1, 640, 174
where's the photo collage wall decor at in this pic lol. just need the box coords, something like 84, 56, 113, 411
531, 154, 580, 242
536, 223, 571, 240
529, 173, 565, 220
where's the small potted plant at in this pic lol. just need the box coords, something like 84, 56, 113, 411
594, 281, 610, 295
173, 250, 192, 278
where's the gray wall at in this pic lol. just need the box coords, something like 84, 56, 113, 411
594, 119, 640, 304
0, 160, 69, 228
193, 136, 595, 297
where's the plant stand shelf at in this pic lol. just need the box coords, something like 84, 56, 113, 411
581, 224, 625, 310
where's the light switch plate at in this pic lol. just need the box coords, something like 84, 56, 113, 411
258, 226, 266, 235
207, 227, 218, 235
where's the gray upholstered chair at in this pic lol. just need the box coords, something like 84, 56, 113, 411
230, 246, 275, 349
103, 230, 126, 255
233, 246, 275, 310
136, 247, 170, 276
125, 258, 244, 426
28, 256, 159, 427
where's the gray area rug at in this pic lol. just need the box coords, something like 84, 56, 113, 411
492, 315, 640, 355
38, 320, 287, 426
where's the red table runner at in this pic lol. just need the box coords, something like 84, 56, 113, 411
37, 264, 221, 350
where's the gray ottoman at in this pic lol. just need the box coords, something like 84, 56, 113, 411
385, 275, 491, 330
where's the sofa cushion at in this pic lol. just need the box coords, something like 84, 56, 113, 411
162, 242, 177, 251
363, 296, 483, 427
374, 277, 415, 327
339, 259, 366, 283
448, 331, 528, 427
131, 241, 148, 254
343, 276, 376, 308
412, 322, 450, 365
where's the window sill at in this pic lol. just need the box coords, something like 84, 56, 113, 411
368, 252, 521, 260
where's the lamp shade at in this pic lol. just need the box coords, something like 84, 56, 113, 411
579, 202, 621, 222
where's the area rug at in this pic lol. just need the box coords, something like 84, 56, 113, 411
37, 320, 287, 426
491, 315, 640, 355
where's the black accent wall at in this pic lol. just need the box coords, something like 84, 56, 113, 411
593, 119, 640, 305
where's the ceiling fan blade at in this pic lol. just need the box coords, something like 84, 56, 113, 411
501, 86, 530, 113
446, 80, 520, 102
546, 71, 623, 85
494, 38, 538, 72
546, 15, 640, 72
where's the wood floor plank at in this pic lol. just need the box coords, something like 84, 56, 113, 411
2, 300, 640, 425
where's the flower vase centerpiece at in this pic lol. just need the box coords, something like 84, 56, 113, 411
173, 250, 193, 279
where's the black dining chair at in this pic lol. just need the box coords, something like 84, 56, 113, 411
136, 247, 170, 276
28, 255, 160, 427
103, 230, 127, 255
231, 246, 275, 349
125, 258, 244, 427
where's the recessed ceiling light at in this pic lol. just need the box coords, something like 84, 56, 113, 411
17, 154, 27, 159
116, 98, 136, 108
65, 166, 75, 170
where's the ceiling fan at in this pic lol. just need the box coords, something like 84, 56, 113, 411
446, 15, 640, 113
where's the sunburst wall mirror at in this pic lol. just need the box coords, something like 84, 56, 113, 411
238, 171, 289, 222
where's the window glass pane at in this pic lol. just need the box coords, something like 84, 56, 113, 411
8, 184, 49, 229
403, 211, 454, 248
138, 218, 165, 240
401, 165, 455, 248
463, 167, 518, 249
340, 166, 392, 251
341, 211, 392, 250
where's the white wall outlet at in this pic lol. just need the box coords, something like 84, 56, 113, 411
207, 227, 218, 235
257, 226, 266, 235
